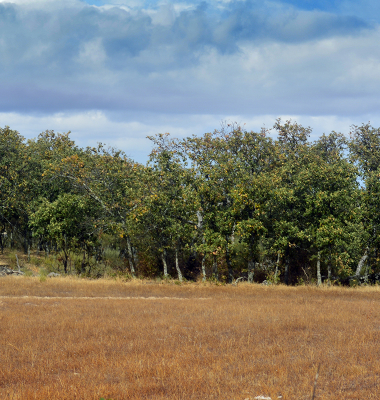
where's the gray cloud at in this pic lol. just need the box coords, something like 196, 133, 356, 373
0, 1, 370, 74
0, 0, 379, 146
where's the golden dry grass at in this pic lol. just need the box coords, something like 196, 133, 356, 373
1, 277, 380, 399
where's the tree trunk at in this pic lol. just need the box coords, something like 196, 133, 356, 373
63, 236, 69, 274
274, 251, 280, 282
16, 254, 21, 273
201, 253, 206, 282
364, 264, 369, 283
175, 247, 183, 282
196, 210, 203, 230
81, 250, 86, 274
196, 210, 207, 282
327, 246, 332, 283
197, 210, 206, 282
284, 254, 289, 285
23, 232, 28, 254
225, 236, 233, 283
247, 235, 255, 283
355, 247, 369, 277
63, 256, 68, 274
247, 259, 254, 283
162, 249, 168, 278
126, 237, 136, 277
212, 254, 218, 281
23, 229, 32, 257
316, 251, 322, 286
132, 246, 139, 271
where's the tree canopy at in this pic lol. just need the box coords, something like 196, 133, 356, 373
1, 120, 380, 285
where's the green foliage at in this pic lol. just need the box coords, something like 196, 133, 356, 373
29, 256, 42, 267
266, 270, 281, 285
2, 121, 380, 285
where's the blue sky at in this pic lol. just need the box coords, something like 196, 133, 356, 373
1, 0, 380, 162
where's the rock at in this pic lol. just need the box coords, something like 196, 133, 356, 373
0, 265, 24, 276
47, 272, 61, 277
0, 265, 13, 274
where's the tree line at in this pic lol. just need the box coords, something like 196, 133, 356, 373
1, 119, 380, 284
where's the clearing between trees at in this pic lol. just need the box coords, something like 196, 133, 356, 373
1, 277, 379, 399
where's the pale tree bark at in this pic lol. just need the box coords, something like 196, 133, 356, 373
274, 251, 280, 282
162, 249, 168, 278
284, 256, 289, 285
196, 210, 203, 231
175, 247, 183, 282
364, 263, 369, 283
247, 259, 254, 283
126, 237, 136, 277
201, 253, 206, 282
197, 211, 207, 282
231, 222, 236, 245
316, 251, 322, 286
355, 247, 369, 277
15, 254, 21, 273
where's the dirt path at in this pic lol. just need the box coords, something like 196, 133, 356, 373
0, 295, 211, 300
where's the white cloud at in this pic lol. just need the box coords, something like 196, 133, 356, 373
0, 0, 379, 163
2, 110, 380, 164
0, 0, 82, 10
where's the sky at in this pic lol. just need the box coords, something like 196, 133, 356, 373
0, 0, 380, 162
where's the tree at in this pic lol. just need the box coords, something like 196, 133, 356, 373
271, 119, 313, 284
349, 123, 380, 278
42, 142, 143, 275
219, 127, 278, 282
0, 126, 33, 253
141, 133, 196, 281
184, 128, 240, 282
300, 133, 358, 283
29, 193, 99, 273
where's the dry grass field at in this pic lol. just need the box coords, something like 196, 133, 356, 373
0, 276, 380, 400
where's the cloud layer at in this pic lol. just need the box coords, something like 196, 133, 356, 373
0, 0, 379, 160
